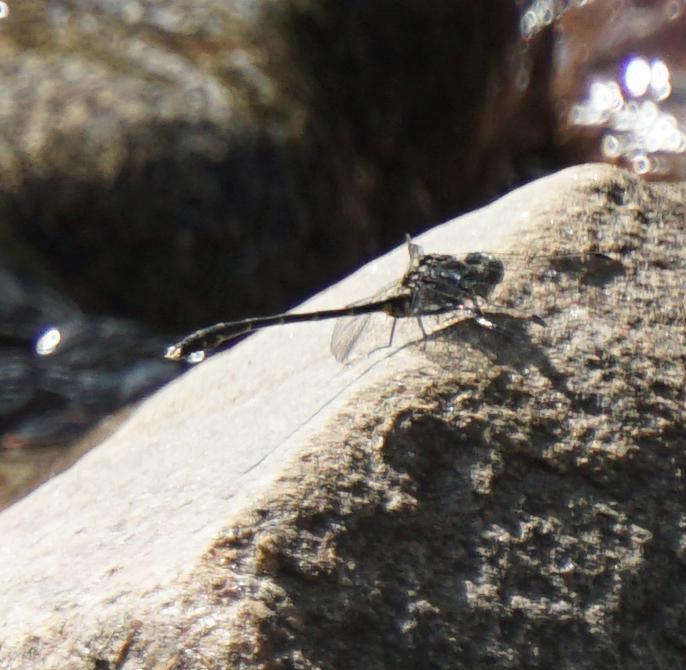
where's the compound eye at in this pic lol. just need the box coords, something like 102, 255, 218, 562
464, 252, 488, 265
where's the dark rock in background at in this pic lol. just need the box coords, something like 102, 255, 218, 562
0, 0, 523, 330
0, 251, 181, 508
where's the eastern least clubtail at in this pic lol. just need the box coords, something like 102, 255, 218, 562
165, 236, 506, 363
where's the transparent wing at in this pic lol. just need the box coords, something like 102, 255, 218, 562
330, 236, 428, 362
329, 267, 411, 363
469, 248, 625, 330
495, 250, 619, 276
494, 250, 624, 294
330, 312, 374, 363
405, 234, 424, 261
462, 228, 622, 278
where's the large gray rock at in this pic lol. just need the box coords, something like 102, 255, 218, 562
1, 164, 684, 668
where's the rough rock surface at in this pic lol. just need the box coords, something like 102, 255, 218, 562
1, 165, 685, 668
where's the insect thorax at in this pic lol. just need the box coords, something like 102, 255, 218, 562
402, 251, 505, 310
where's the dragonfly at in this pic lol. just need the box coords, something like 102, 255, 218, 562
164, 236, 617, 364
164, 236, 511, 364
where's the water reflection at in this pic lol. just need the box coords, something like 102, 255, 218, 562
519, 0, 686, 177
570, 56, 686, 175
520, 0, 567, 38
35, 327, 62, 356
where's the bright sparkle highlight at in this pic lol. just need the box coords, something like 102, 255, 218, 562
624, 57, 651, 97
35, 327, 62, 356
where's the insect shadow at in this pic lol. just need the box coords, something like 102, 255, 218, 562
414, 311, 576, 397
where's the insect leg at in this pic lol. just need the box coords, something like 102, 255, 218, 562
387, 318, 398, 349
